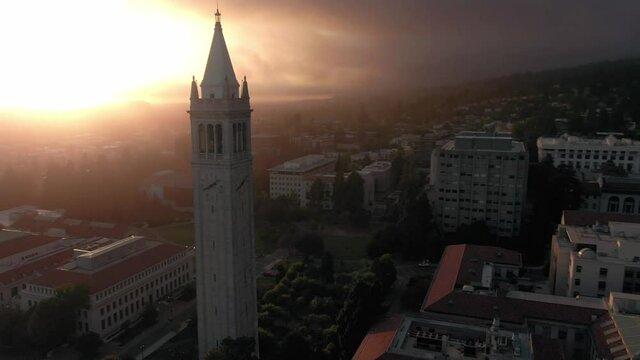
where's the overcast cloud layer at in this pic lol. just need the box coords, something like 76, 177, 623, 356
170, 1, 640, 101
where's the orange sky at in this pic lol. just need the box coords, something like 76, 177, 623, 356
1, 1, 639, 113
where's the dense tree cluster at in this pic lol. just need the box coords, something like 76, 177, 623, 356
0, 284, 90, 353
226, 253, 398, 360
368, 194, 438, 260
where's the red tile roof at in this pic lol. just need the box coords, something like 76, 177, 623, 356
562, 210, 640, 227
423, 244, 465, 308
29, 242, 186, 294
352, 315, 402, 360
425, 291, 605, 327
0, 249, 73, 285
0, 232, 62, 257
422, 244, 522, 308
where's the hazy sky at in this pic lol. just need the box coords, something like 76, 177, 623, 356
1, 0, 639, 111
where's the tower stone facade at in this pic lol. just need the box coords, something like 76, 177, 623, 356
189, 9, 258, 359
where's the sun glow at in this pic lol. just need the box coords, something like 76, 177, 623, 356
0, 1, 215, 111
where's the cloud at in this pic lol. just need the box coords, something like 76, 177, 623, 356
166, 1, 640, 101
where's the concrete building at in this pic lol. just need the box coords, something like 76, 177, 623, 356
550, 220, 640, 299
360, 161, 393, 193
537, 134, 640, 174
189, 8, 259, 358
0, 230, 86, 307
268, 154, 336, 206
301, 170, 376, 211
429, 131, 528, 237
422, 244, 608, 359
20, 236, 193, 341
580, 175, 640, 214
141, 170, 193, 212
354, 314, 536, 360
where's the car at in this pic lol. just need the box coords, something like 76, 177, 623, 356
418, 259, 430, 267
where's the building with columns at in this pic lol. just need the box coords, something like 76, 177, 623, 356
189, 8, 259, 358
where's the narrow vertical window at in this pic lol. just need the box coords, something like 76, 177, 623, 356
233, 123, 238, 153
215, 124, 223, 153
242, 123, 247, 152
198, 124, 205, 154
207, 124, 214, 154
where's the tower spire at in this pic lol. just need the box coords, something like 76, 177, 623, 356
241, 76, 250, 99
190, 76, 199, 100
201, 3, 238, 99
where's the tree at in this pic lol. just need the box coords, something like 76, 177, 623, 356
206, 336, 257, 360
320, 252, 335, 283
280, 330, 311, 360
75, 332, 103, 358
336, 273, 385, 360
342, 172, 364, 213
141, 304, 158, 327
370, 254, 397, 292
27, 284, 90, 350
308, 178, 325, 211
294, 232, 324, 258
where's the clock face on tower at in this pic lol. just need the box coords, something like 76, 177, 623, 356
200, 171, 221, 192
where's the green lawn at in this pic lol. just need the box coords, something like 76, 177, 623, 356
154, 223, 195, 246
323, 233, 370, 260
152, 222, 276, 256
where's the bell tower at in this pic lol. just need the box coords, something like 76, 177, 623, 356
189, 7, 258, 359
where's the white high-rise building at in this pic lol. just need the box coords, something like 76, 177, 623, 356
429, 131, 528, 237
189, 8, 258, 358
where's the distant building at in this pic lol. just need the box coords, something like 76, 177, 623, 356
141, 170, 193, 212
359, 161, 393, 193
579, 175, 640, 214
21, 236, 193, 340
268, 154, 336, 206
537, 134, 640, 174
429, 131, 528, 237
550, 221, 640, 299
301, 170, 376, 211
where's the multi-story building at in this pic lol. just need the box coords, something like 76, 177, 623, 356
301, 170, 376, 211
537, 134, 640, 174
421, 244, 607, 359
360, 161, 393, 193
550, 220, 640, 299
268, 154, 336, 206
21, 236, 193, 340
429, 131, 528, 237
354, 314, 536, 359
579, 175, 640, 214
0, 229, 86, 307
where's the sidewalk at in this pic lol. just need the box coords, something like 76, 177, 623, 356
100, 297, 196, 359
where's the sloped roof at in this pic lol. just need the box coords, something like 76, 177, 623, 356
422, 244, 522, 308
0, 249, 73, 285
352, 315, 403, 360
201, 12, 239, 98
29, 242, 186, 294
0, 231, 61, 257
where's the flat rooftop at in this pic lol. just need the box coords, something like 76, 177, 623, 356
268, 154, 335, 173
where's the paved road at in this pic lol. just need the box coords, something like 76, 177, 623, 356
100, 298, 197, 359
